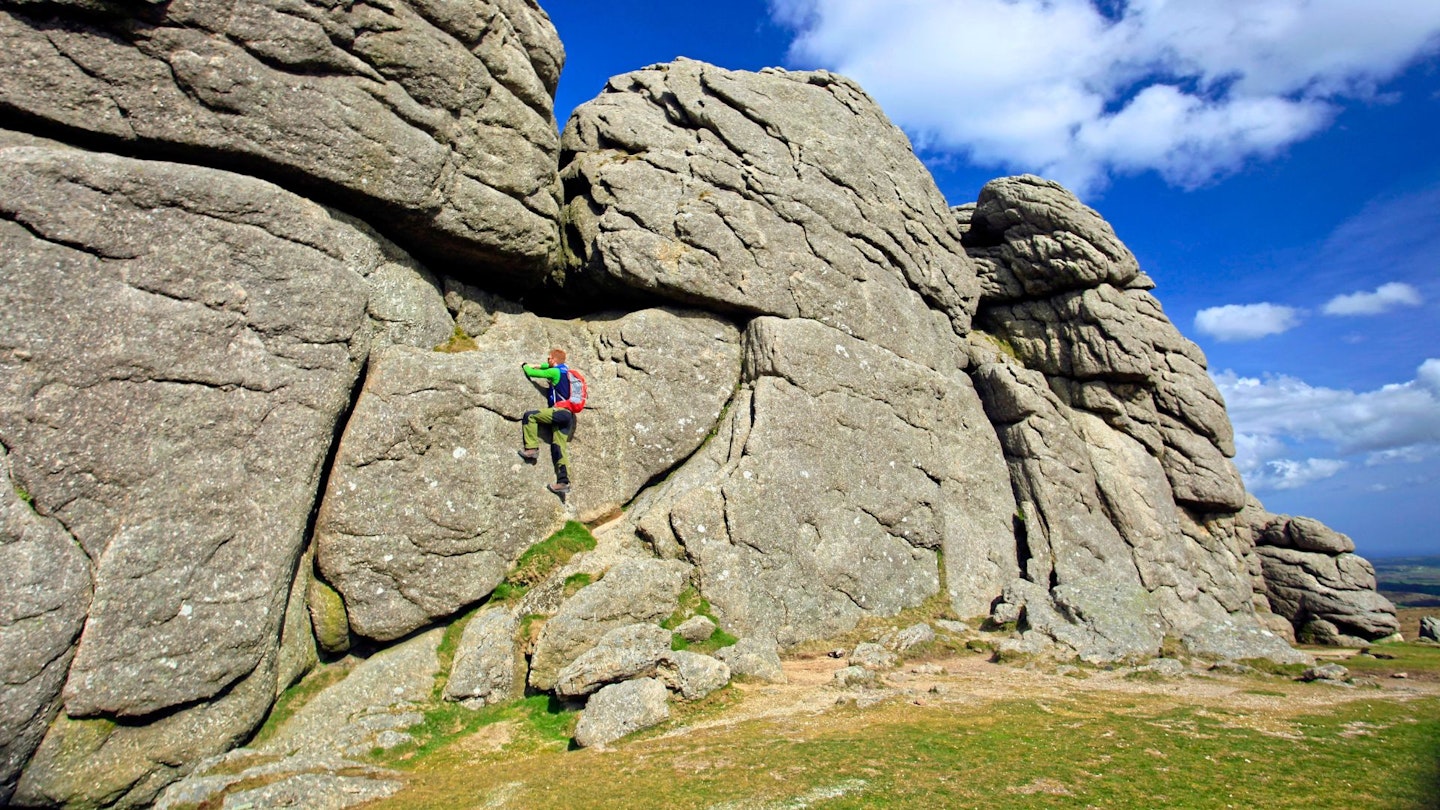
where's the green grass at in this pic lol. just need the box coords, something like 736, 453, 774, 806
670, 626, 740, 656
507, 521, 598, 589
1342, 642, 1440, 677
563, 572, 593, 597
661, 586, 739, 655
365, 691, 1440, 809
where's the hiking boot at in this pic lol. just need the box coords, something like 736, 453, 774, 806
547, 481, 571, 495
518, 448, 538, 462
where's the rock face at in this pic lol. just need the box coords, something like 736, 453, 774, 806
0, 141, 449, 809
960, 176, 1297, 662
0, 7, 1405, 803
560, 59, 978, 359
0, 447, 90, 803
627, 316, 1017, 644
313, 308, 739, 641
0, 0, 565, 278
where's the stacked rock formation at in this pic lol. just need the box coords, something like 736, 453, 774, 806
0, 1, 1399, 806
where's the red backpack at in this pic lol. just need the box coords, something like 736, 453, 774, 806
559, 367, 587, 413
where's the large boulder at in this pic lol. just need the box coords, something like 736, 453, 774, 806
560, 59, 978, 359
15, 647, 284, 809
572, 677, 670, 749
553, 623, 672, 698
1236, 504, 1400, 643
965, 176, 1243, 512
0, 144, 446, 806
155, 629, 444, 810
313, 309, 739, 641
444, 608, 521, 708
960, 178, 1290, 661
630, 316, 1019, 644
0, 0, 565, 277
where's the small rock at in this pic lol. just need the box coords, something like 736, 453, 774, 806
991, 602, 1023, 625
715, 637, 787, 683
1146, 658, 1186, 678
833, 666, 874, 687
1209, 661, 1257, 676
656, 651, 730, 701
890, 623, 936, 653
910, 663, 943, 676
1301, 663, 1350, 682
1392, 672, 1409, 679
850, 642, 897, 670
935, 620, 971, 635
675, 615, 717, 643
554, 623, 672, 698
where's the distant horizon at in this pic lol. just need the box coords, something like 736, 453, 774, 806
544, 0, 1440, 560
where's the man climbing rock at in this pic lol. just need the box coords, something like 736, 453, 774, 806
520, 348, 581, 495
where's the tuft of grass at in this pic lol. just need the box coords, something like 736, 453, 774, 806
518, 614, 548, 649
434, 325, 478, 353
662, 586, 713, 630
13, 483, 35, 510
562, 572, 593, 598
975, 329, 1022, 362
488, 581, 526, 604
508, 522, 597, 588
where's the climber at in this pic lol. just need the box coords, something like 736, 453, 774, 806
519, 348, 581, 495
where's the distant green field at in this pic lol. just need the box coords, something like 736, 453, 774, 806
1373, 555, 1440, 608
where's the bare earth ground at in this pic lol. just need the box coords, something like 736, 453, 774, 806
664, 649, 1440, 743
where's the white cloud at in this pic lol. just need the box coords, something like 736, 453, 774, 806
1194, 303, 1303, 341
1322, 282, 1424, 316
1251, 458, 1349, 491
1215, 359, 1440, 492
770, 0, 1440, 194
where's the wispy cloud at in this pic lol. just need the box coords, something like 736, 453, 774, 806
1322, 282, 1424, 316
1194, 303, 1303, 341
770, 0, 1440, 194
1215, 359, 1440, 492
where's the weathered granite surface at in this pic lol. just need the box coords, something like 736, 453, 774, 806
0, 0, 565, 277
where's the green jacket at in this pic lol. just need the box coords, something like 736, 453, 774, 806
522, 363, 562, 386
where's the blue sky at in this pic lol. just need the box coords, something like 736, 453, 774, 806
543, 0, 1440, 560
